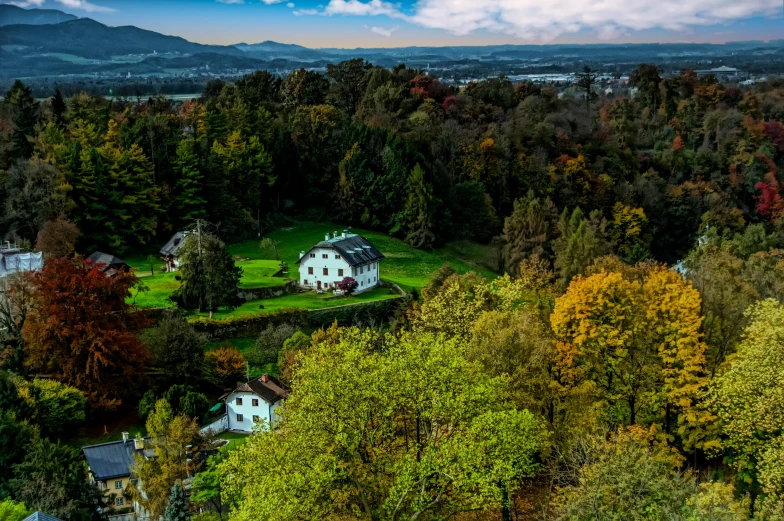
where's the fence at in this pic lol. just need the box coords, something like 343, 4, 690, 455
200, 414, 228, 435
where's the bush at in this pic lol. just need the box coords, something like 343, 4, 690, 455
138, 389, 157, 419
204, 346, 246, 389
248, 323, 298, 366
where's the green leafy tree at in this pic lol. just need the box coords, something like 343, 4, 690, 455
3, 158, 68, 244
142, 315, 206, 384
10, 437, 104, 521
555, 426, 748, 521
221, 328, 548, 521
15, 378, 86, 436
0, 499, 31, 521
250, 323, 297, 367
281, 69, 329, 107
163, 482, 190, 521
0, 411, 35, 499
709, 299, 784, 500
326, 58, 372, 113
190, 455, 224, 520
138, 389, 157, 420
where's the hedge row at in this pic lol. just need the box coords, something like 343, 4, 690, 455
187, 297, 402, 340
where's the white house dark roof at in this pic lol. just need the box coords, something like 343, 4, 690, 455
231, 375, 289, 404
296, 233, 384, 268
23, 512, 64, 521
160, 231, 188, 258
82, 438, 147, 481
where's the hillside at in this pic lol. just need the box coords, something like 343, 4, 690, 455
0, 4, 77, 26
0, 17, 242, 60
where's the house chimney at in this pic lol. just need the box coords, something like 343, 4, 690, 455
261, 374, 269, 383
342, 230, 347, 238
122, 432, 129, 443
134, 434, 144, 450
299, 251, 305, 259
333, 231, 338, 239
325, 233, 330, 241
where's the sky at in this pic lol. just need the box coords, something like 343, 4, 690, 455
5, 0, 784, 48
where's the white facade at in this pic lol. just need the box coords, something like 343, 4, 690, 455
225, 390, 283, 433
297, 233, 382, 293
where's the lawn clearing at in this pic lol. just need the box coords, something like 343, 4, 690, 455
232, 221, 497, 291
130, 259, 287, 309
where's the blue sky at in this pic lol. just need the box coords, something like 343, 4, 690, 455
6, 0, 784, 48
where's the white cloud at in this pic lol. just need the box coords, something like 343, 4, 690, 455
216, 0, 245, 3
293, 7, 319, 15
286, 2, 294, 7
9, 0, 114, 12
299, 0, 781, 41
365, 24, 399, 36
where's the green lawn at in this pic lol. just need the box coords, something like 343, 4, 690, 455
218, 431, 250, 452
131, 259, 286, 309
188, 287, 398, 319
232, 221, 496, 292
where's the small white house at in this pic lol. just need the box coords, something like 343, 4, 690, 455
225, 374, 289, 433
296, 230, 385, 293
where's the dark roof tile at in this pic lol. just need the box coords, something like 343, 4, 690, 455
296, 234, 384, 268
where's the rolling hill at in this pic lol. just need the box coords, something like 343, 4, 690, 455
0, 4, 77, 26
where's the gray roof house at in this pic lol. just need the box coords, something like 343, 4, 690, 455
22, 512, 64, 521
159, 231, 188, 271
86, 251, 130, 276
82, 434, 151, 482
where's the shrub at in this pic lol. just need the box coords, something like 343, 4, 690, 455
249, 323, 298, 366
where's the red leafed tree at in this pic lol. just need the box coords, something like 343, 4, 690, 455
337, 276, 359, 295
21, 257, 150, 410
764, 120, 784, 153
755, 154, 784, 223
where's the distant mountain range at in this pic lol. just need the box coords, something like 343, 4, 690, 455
0, 4, 77, 26
2, 5, 784, 82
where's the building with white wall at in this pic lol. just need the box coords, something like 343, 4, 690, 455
296, 231, 385, 293
225, 374, 289, 433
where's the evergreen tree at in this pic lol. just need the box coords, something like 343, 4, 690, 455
501, 190, 557, 275
176, 226, 243, 318
553, 207, 608, 288
172, 137, 207, 226
399, 163, 436, 249
3, 81, 39, 161
51, 88, 67, 129
164, 481, 190, 521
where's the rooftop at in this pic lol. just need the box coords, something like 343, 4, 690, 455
22, 512, 64, 521
297, 231, 385, 268
232, 374, 289, 404
82, 437, 149, 481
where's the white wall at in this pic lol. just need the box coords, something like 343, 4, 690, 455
298, 247, 353, 289
226, 391, 273, 433
351, 261, 380, 292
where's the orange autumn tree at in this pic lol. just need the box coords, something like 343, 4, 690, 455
551, 263, 707, 446
204, 346, 246, 389
22, 257, 150, 410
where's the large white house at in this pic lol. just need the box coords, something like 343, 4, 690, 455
225, 374, 289, 433
296, 231, 385, 292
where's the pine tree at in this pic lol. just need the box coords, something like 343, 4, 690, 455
553, 207, 608, 288
51, 88, 67, 129
172, 138, 207, 227
399, 163, 436, 249
4, 80, 39, 160
163, 481, 190, 521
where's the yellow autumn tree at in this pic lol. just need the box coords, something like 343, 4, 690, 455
610, 202, 651, 261
551, 265, 708, 445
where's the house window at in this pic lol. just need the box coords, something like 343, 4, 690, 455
304, 279, 308, 285
335, 255, 340, 259
322, 254, 328, 259
236, 397, 243, 406
361, 281, 364, 286
360, 266, 364, 274
338, 269, 343, 277
253, 415, 260, 422
252, 399, 259, 406
308, 267, 313, 275
116, 498, 124, 506
323, 268, 328, 275
310, 253, 315, 258
237, 414, 244, 422
115, 480, 123, 490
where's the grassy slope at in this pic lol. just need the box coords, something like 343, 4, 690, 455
131, 259, 285, 309
231, 221, 496, 292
